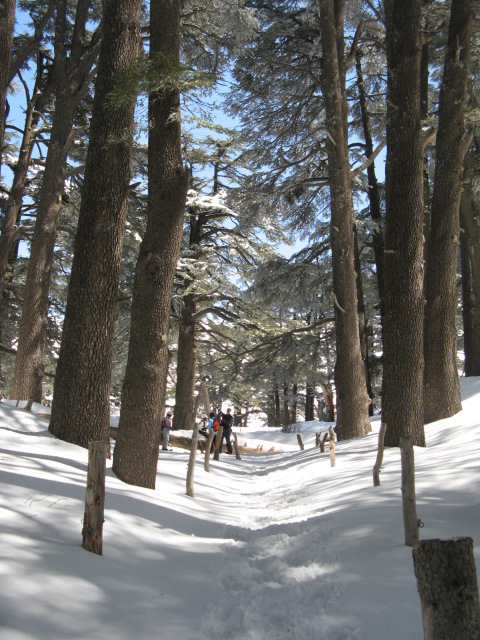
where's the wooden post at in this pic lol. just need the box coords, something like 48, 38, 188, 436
204, 429, 214, 472
315, 433, 320, 446
213, 425, 223, 461
186, 420, 200, 498
320, 432, 329, 453
297, 434, 304, 450
400, 435, 419, 547
82, 441, 107, 555
413, 538, 480, 640
329, 427, 335, 467
233, 432, 241, 460
373, 423, 387, 487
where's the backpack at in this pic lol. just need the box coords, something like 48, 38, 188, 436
161, 418, 166, 432
213, 418, 220, 432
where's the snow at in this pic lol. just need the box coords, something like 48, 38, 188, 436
2, 378, 480, 639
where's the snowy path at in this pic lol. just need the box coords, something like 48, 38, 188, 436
200, 453, 360, 640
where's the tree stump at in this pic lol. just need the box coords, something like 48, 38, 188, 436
297, 434, 304, 450
82, 441, 107, 555
413, 538, 480, 640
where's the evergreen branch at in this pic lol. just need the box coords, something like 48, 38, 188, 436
351, 139, 386, 178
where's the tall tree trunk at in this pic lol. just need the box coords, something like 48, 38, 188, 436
0, 0, 15, 171
321, 381, 335, 422
291, 383, 297, 424
274, 382, 281, 427
424, 0, 473, 424
355, 49, 385, 323
305, 382, 314, 421
421, 8, 431, 280
48, 0, 142, 448
319, 0, 370, 440
460, 141, 480, 375
382, 0, 425, 448
112, 0, 188, 489
267, 390, 274, 427
174, 294, 197, 430
0, 56, 52, 300
354, 224, 373, 404
283, 382, 290, 426
9, 0, 99, 402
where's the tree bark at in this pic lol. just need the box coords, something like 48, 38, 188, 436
319, 0, 371, 441
424, 0, 473, 424
10, 0, 99, 402
460, 141, 480, 375
174, 294, 197, 430
413, 538, 480, 640
0, 0, 15, 171
382, 0, 425, 448
112, 0, 188, 489
48, 0, 142, 449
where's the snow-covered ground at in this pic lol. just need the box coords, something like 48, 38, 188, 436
2, 378, 480, 640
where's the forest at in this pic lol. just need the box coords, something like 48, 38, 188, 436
0, 0, 478, 490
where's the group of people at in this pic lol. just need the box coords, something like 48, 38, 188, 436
198, 406, 234, 454
161, 405, 235, 454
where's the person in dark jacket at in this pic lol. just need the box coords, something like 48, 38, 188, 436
219, 407, 234, 454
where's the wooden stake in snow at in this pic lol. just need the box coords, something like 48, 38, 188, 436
233, 432, 241, 460
204, 429, 214, 472
186, 419, 200, 498
297, 434, 304, 450
82, 441, 107, 555
315, 433, 320, 446
329, 427, 336, 467
373, 423, 387, 486
400, 435, 418, 547
213, 425, 223, 461
413, 538, 480, 640
320, 432, 329, 453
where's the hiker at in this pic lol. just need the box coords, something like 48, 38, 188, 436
198, 413, 209, 438
161, 411, 173, 451
219, 407, 234, 455
211, 411, 220, 452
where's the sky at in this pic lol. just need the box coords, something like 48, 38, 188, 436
1, 377, 480, 639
